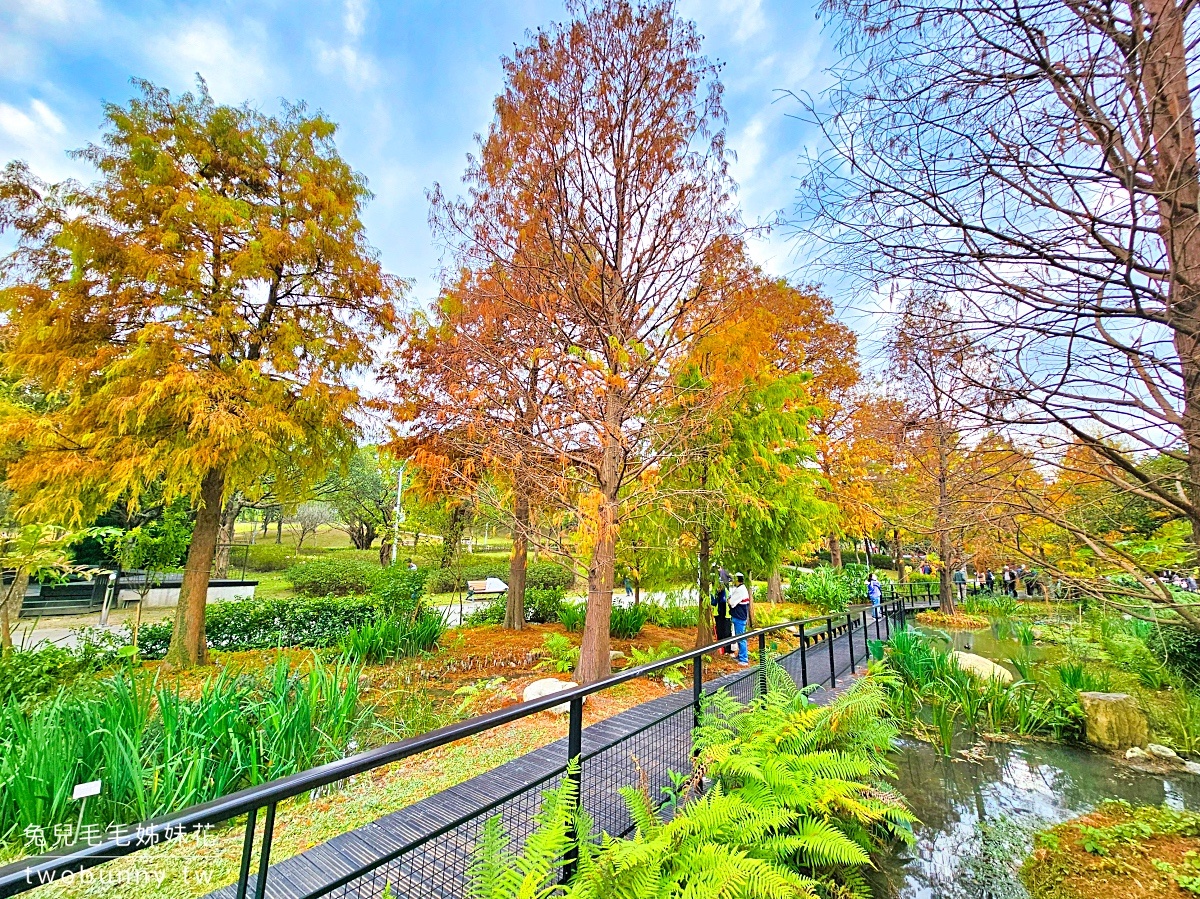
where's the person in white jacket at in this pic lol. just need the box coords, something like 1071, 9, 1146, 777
727, 573, 751, 665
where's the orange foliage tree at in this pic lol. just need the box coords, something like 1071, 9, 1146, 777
424, 0, 743, 682
0, 81, 401, 666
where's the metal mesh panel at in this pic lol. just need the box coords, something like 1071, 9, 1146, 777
580, 704, 694, 839
326, 768, 566, 899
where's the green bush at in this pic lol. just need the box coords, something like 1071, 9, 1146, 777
785, 565, 866, 612
525, 586, 565, 624
137, 595, 384, 658
525, 562, 574, 590
1156, 624, 1200, 685
286, 558, 380, 596
341, 612, 444, 664
645, 595, 699, 629
610, 604, 650, 639
423, 563, 510, 595
375, 566, 428, 618
461, 586, 565, 626
0, 646, 92, 706
243, 542, 298, 572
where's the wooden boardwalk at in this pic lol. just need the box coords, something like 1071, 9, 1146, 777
210, 607, 908, 899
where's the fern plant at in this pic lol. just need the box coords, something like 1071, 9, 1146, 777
467, 672, 916, 899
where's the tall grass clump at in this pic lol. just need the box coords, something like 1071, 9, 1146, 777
785, 565, 866, 613
0, 656, 374, 845
340, 612, 445, 664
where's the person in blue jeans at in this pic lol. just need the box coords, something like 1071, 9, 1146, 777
728, 572, 751, 665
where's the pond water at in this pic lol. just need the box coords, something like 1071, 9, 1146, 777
873, 622, 1200, 897
874, 726, 1200, 897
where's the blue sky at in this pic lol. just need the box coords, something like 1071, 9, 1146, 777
0, 0, 834, 307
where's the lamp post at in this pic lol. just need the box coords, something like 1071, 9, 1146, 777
391, 460, 406, 565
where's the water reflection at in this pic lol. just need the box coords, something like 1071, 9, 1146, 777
874, 738, 1200, 898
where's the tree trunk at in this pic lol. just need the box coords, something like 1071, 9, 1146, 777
828, 533, 842, 568
505, 491, 529, 630
938, 529, 956, 615
893, 528, 905, 583
767, 568, 783, 603
164, 466, 225, 668
695, 524, 713, 649
275, 517, 282, 545
441, 505, 468, 568
577, 489, 616, 684
0, 571, 28, 654
379, 539, 392, 566
213, 495, 242, 579
1145, 0, 1200, 616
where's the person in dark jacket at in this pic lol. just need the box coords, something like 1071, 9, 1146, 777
712, 582, 733, 652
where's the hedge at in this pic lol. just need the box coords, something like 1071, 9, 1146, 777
137, 595, 386, 658
423, 561, 574, 595
797, 550, 898, 571
285, 559, 380, 596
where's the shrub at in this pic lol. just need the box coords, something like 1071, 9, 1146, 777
243, 542, 298, 572
285, 558, 380, 596
610, 604, 650, 639
525, 586, 565, 624
1156, 624, 1200, 685
423, 562, 510, 595
464, 596, 507, 626
341, 612, 444, 664
644, 594, 698, 629
558, 601, 586, 632
785, 565, 866, 612
374, 566, 428, 618
137, 595, 384, 658
0, 646, 92, 705
525, 562, 574, 590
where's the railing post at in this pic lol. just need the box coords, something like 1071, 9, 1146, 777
884, 601, 891, 639
862, 609, 870, 661
847, 613, 856, 673
692, 656, 702, 728
757, 632, 768, 696
236, 808, 258, 899
252, 802, 276, 899
827, 616, 836, 688
798, 622, 808, 687
563, 695, 584, 881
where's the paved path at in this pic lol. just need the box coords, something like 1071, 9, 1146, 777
209, 604, 920, 899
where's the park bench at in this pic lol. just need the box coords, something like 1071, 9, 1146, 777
466, 577, 508, 601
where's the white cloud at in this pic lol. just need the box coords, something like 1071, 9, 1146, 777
0, 98, 82, 181
343, 0, 368, 38
147, 19, 271, 101
317, 41, 378, 88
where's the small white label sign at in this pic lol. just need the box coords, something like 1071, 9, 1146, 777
73, 780, 102, 800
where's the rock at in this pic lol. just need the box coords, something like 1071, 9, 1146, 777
951, 651, 1014, 684
610, 650, 626, 661
1079, 692, 1149, 751
1125, 746, 1148, 760
522, 677, 581, 715
1148, 743, 1179, 761
1184, 761, 1200, 776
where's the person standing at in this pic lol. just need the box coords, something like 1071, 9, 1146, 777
985, 568, 995, 594
868, 574, 882, 617
712, 581, 732, 652
953, 566, 967, 605
728, 572, 751, 666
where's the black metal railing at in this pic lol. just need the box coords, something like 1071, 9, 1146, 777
0, 595, 937, 899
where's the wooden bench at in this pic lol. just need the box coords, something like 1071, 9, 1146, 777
466, 577, 508, 600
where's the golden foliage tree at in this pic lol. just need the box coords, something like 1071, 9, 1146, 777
0, 80, 401, 667
427, 0, 743, 682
